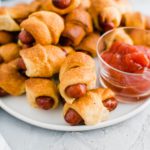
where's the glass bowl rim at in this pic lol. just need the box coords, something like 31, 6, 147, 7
96, 27, 150, 77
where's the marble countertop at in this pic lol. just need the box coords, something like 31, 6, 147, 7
0, 107, 150, 150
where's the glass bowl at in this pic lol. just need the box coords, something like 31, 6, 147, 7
97, 27, 150, 103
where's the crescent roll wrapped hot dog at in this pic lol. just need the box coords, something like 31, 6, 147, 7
25, 78, 59, 110
59, 52, 96, 104
76, 33, 100, 57
64, 88, 117, 126
104, 28, 133, 50
0, 7, 20, 31
129, 29, 150, 46
0, 59, 26, 97
89, 0, 131, 32
41, 0, 80, 15
112, 29, 133, 44
7, 1, 41, 23
122, 11, 146, 29
19, 11, 64, 45
60, 8, 93, 46
122, 12, 150, 30
0, 1, 40, 31
19, 44, 73, 77
0, 43, 20, 64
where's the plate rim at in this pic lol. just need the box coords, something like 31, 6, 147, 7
0, 99, 149, 131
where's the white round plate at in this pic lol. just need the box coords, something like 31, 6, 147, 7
1, 0, 150, 132
0, 96, 149, 131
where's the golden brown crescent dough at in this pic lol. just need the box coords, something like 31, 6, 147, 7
20, 11, 64, 45
0, 31, 15, 45
7, 1, 41, 20
123, 11, 146, 29
76, 33, 100, 57
64, 88, 115, 125
25, 78, 59, 109
79, 0, 91, 9
96, 88, 115, 102
129, 29, 150, 46
0, 59, 26, 96
41, 0, 80, 15
0, 43, 20, 63
0, 7, 20, 31
59, 52, 96, 104
61, 8, 93, 46
104, 28, 133, 50
20, 44, 73, 77
89, 0, 131, 31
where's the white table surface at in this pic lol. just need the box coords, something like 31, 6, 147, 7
1, 0, 150, 150
0, 107, 150, 150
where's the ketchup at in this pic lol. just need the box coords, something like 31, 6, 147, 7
102, 41, 150, 73
101, 41, 150, 101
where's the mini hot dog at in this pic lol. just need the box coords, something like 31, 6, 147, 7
25, 78, 59, 110
61, 8, 93, 46
63, 88, 114, 125
20, 44, 73, 77
64, 108, 84, 125
52, 0, 71, 9
41, 0, 80, 15
65, 84, 87, 99
0, 59, 26, 96
20, 11, 64, 45
89, 0, 131, 32
103, 98, 118, 111
100, 22, 115, 32
97, 88, 118, 111
59, 52, 96, 104
19, 30, 35, 45
36, 96, 55, 110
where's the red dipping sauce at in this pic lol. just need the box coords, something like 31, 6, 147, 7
100, 41, 150, 102
102, 42, 150, 73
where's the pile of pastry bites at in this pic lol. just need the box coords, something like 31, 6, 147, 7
0, 0, 149, 126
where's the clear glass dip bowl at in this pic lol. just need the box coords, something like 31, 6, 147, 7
97, 27, 150, 103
